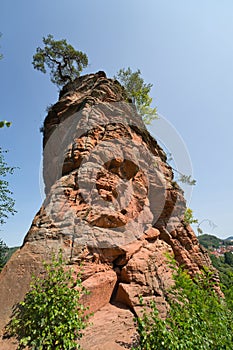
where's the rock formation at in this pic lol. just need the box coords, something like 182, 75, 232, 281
0, 71, 215, 349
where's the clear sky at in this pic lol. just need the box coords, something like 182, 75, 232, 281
1, 0, 233, 247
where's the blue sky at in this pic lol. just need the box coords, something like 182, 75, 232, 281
1, 0, 233, 246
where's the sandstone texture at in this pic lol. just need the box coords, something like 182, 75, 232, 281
0, 71, 216, 349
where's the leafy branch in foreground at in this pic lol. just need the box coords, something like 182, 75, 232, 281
0, 148, 16, 225
114, 67, 157, 125
133, 263, 233, 350
7, 251, 90, 349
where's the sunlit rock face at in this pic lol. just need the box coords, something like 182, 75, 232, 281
0, 72, 215, 348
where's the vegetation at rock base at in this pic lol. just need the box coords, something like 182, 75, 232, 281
114, 67, 157, 125
32, 34, 88, 88
133, 262, 233, 350
7, 251, 90, 349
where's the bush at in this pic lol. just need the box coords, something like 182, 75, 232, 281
133, 263, 233, 350
7, 251, 90, 349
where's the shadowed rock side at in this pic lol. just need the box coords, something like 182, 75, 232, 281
0, 71, 215, 349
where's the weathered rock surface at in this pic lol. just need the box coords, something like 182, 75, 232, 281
0, 71, 215, 349
79, 303, 137, 350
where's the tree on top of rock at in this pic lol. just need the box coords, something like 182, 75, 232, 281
32, 34, 88, 88
114, 67, 157, 125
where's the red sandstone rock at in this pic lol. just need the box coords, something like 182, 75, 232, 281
79, 303, 136, 350
0, 72, 217, 349
81, 270, 117, 314
144, 227, 160, 241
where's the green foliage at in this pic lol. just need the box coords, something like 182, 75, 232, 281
198, 234, 223, 249
209, 253, 233, 312
133, 264, 233, 350
0, 243, 19, 271
114, 67, 157, 125
0, 120, 11, 128
183, 208, 198, 226
32, 34, 88, 88
210, 253, 233, 290
224, 251, 233, 266
7, 251, 90, 349
0, 148, 16, 225
178, 174, 196, 186
0, 238, 8, 271
224, 283, 233, 312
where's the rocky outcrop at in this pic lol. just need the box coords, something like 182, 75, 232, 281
0, 71, 215, 349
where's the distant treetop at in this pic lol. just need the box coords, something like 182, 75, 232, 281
32, 34, 88, 88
